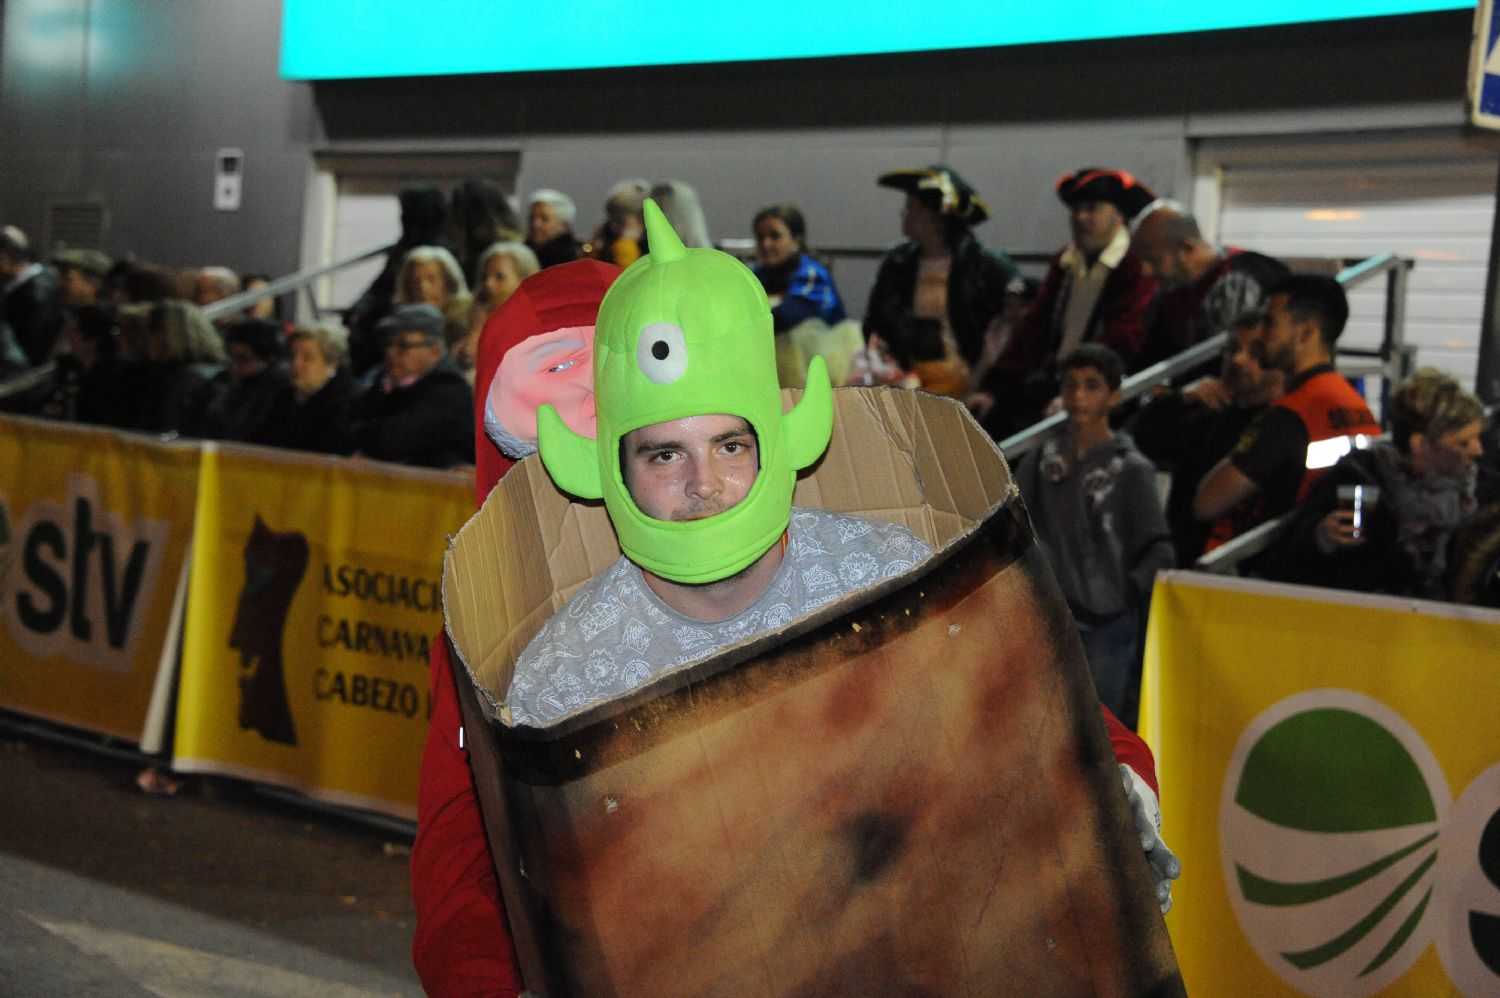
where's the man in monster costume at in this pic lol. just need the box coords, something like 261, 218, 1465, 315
509, 201, 928, 723
435, 203, 1178, 995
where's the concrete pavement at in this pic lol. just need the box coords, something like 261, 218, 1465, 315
0, 734, 423, 996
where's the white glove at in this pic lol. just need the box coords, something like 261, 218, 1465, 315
1120, 763, 1181, 915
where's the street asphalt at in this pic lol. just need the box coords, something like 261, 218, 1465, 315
0, 730, 423, 996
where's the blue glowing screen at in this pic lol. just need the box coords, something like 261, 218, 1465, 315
281, 0, 1470, 80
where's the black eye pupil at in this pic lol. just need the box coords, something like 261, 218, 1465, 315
651, 341, 669, 361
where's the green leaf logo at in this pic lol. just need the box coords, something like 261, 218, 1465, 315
1221, 691, 1451, 997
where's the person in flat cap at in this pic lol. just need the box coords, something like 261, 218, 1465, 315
971, 168, 1160, 439
863, 165, 1021, 398
53, 248, 113, 311
354, 302, 474, 468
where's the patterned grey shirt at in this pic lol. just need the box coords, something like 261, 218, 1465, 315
506, 507, 932, 726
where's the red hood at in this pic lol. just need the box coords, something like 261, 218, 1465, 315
473, 259, 621, 505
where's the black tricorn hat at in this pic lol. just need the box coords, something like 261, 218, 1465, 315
877, 165, 990, 226
1055, 168, 1157, 221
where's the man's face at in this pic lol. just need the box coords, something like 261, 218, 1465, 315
483, 254, 523, 306
59, 267, 98, 308
1253, 294, 1302, 374
1059, 366, 1118, 428
621, 414, 759, 522
388, 331, 441, 381
1069, 200, 1123, 256
1223, 322, 1282, 406
1131, 218, 1191, 288
529, 202, 568, 246
226, 342, 267, 383
489, 324, 596, 441
409, 261, 448, 307
900, 195, 941, 243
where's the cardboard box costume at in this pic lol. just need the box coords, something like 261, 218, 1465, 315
443, 387, 1183, 996
441, 203, 1182, 995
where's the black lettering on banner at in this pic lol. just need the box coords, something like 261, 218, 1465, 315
311, 614, 430, 662
318, 561, 441, 612
100, 533, 150, 650
69, 498, 97, 641
310, 668, 420, 718
1471, 807, 1500, 977
18, 522, 68, 633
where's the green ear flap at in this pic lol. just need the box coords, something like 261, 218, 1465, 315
783, 355, 834, 471
537, 404, 603, 500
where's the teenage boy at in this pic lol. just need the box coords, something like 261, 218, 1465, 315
1015, 344, 1174, 728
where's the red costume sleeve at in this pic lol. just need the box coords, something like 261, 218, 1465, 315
1090, 252, 1157, 371
410, 638, 524, 998
1102, 705, 1157, 797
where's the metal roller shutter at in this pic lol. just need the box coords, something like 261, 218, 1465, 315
1214, 145, 1496, 390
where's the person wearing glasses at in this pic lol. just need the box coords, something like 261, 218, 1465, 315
354, 303, 474, 468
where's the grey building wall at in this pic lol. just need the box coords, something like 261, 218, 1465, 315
0, 2, 1476, 286
0, 0, 317, 276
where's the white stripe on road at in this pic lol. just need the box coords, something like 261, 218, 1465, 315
22, 914, 404, 998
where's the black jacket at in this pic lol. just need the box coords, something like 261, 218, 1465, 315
863, 231, 1019, 367
1255, 444, 1468, 600
201, 365, 293, 444
356, 359, 474, 468
1130, 391, 1267, 566
2, 267, 66, 367
132, 359, 225, 436
529, 231, 586, 270
263, 370, 358, 456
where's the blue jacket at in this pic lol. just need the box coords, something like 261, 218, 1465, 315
754, 253, 847, 332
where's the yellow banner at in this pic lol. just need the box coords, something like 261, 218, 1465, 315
175, 444, 471, 819
0, 417, 199, 739
1142, 571, 1500, 997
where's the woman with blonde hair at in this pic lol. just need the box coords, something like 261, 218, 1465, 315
129, 299, 225, 435
395, 245, 474, 355
263, 323, 358, 455
1261, 368, 1485, 599
648, 180, 711, 249
458, 241, 541, 378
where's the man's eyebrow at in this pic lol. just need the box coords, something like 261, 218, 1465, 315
631, 437, 683, 455
711, 428, 755, 444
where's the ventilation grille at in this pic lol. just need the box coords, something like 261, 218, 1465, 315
45, 199, 107, 254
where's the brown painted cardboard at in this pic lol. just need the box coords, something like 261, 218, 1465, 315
443, 386, 1184, 997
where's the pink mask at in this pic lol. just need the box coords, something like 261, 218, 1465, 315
487, 324, 597, 444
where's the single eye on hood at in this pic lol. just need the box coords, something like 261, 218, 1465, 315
636, 322, 687, 384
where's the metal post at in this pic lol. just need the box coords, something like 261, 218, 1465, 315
1476, 155, 1500, 404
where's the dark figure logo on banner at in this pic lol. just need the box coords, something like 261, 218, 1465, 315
230, 516, 306, 746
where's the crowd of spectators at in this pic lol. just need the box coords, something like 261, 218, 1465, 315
2, 167, 1495, 636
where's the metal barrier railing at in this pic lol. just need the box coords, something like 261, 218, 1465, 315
1192, 517, 1285, 575
1194, 399, 1499, 576
200, 240, 398, 323
998, 252, 1415, 462
999, 333, 1231, 460
0, 362, 56, 404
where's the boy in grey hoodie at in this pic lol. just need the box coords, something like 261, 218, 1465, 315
1015, 344, 1174, 728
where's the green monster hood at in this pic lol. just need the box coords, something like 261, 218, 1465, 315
537, 199, 833, 584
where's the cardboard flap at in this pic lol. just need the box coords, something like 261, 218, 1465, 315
442, 386, 1016, 721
